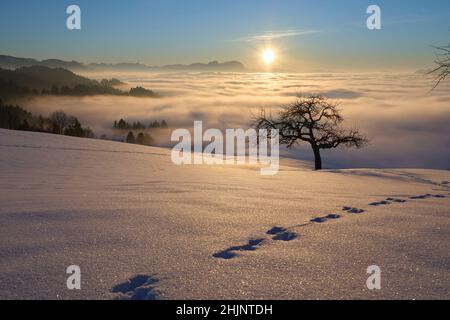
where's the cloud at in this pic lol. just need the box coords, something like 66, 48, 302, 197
233, 30, 321, 42
19, 71, 450, 170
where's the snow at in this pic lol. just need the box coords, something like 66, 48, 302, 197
0, 128, 449, 299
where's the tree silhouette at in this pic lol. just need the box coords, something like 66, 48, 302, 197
136, 132, 154, 146
20, 119, 30, 131
64, 116, 84, 137
430, 43, 450, 89
50, 111, 69, 135
116, 119, 130, 130
136, 132, 145, 145
253, 95, 368, 170
126, 131, 135, 144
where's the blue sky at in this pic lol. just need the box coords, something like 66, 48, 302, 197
0, 0, 449, 70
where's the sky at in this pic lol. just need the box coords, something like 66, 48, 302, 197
0, 0, 450, 71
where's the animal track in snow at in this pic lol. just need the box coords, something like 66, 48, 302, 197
213, 238, 266, 260
214, 191, 447, 261
213, 250, 238, 260
112, 275, 159, 300
272, 231, 298, 241
213, 228, 300, 260
408, 193, 446, 199
410, 194, 432, 199
311, 214, 342, 223
369, 200, 391, 206
386, 198, 407, 203
267, 226, 298, 241
342, 207, 366, 214
311, 217, 328, 223
267, 227, 288, 235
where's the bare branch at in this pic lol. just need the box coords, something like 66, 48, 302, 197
252, 95, 369, 170
429, 44, 450, 89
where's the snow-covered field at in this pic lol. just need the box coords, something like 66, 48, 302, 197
0, 128, 449, 300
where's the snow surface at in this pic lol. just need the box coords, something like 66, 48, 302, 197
0, 129, 449, 300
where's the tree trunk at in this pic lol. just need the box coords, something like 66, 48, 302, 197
312, 146, 322, 170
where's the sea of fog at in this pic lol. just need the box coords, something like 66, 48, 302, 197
20, 72, 450, 169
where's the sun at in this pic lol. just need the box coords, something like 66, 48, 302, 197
262, 49, 276, 65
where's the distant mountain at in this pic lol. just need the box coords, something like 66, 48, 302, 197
0, 55, 38, 69
163, 60, 245, 71
88, 62, 150, 71
0, 54, 246, 72
0, 55, 87, 71
39, 59, 86, 70
88, 60, 246, 72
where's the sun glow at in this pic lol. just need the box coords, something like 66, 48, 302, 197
262, 49, 276, 65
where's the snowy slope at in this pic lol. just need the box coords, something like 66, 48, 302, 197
0, 129, 449, 300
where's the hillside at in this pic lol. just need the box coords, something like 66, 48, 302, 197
0, 129, 449, 300
0, 66, 159, 99
0, 55, 86, 71
0, 66, 96, 91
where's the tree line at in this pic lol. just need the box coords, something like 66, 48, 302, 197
113, 118, 169, 146
39, 85, 159, 97
113, 118, 168, 130
125, 131, 154, 146
0, 66, 161, 99
0, 100, 93, 138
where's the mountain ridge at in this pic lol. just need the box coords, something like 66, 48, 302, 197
0, 54, 246, 72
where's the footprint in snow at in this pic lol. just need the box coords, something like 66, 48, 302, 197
311, 214, 342, 223
267, 226, 287, 235
266, 226, 298, 241
272, 231, 298, 241
369, 200, 391, 206
213, 250, 238, 260
410, 194, 446, 199
112, 275, 159, 300
386, 198, 407, 203
214, 227, 300, 260
410, 194, 432, 199
214, 191, 446, 261
213, 239, 266, 260
342, 207, 366, 214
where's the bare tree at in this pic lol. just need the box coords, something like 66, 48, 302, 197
50, 111, 69, 135
430, 43, 450, 89
253, 95, 368, 170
